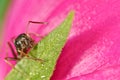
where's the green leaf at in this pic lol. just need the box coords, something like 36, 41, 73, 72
5, 11, 74, 80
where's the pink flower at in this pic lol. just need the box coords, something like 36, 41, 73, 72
1, 0, 120, 80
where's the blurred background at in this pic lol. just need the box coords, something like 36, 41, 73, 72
0, 0, 10, 45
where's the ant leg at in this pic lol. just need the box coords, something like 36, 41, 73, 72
28, 21, 48, 25
4, 57, 19, 68
5, 42, 19, 64
24, 57, 44, 63
5, 43, 30, 78
11, 36, 16, 43
4, 58, 23, 76
7, 42, 17, 58
4, 43, 23, 74
4, 57, 30, 79
27, 33, 44, 39
26, 21, 48, 34
4, 42, 22, 71
18, 50, 44, 63
18, 50, 29, 57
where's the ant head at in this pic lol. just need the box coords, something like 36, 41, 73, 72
14, 33, 34, 53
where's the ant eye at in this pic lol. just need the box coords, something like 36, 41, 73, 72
16, 41, 20, 46
16, 42, 19, 45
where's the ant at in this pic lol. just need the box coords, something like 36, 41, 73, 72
4, 21, 47, 69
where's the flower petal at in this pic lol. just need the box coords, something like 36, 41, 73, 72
1, 0, 120, 80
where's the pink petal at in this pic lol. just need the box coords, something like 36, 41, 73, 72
1, 0, 120, 80
68, 65, 120, 80
51, 0, 120, 80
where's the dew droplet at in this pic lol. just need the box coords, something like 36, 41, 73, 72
41, 75, 46, 78
45, 68, 48, 70
29, 72, 36, 76
29, 72, 32, 75
41, 64, 44, 66
26, 78, 30, 80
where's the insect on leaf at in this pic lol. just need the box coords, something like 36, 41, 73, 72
5, 11, 74, 80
